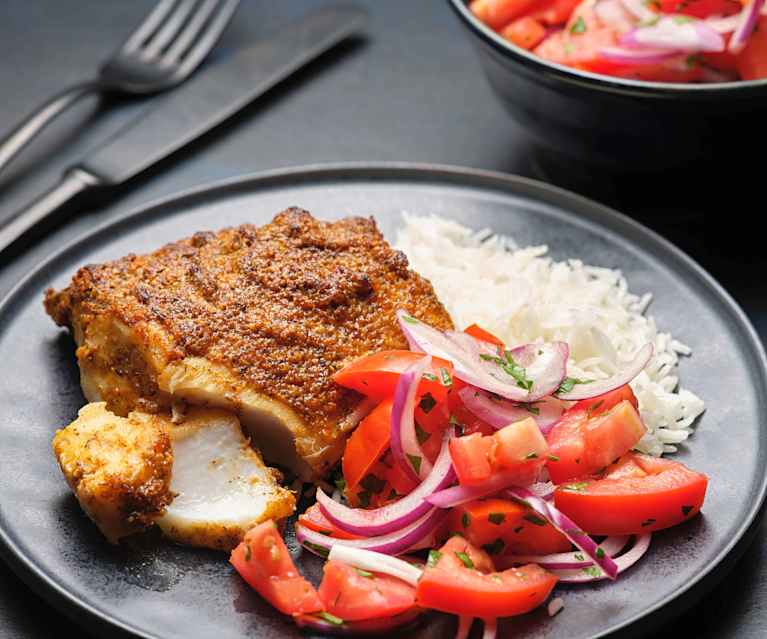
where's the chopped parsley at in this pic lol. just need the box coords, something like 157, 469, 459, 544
513, 526, 524, 534
596, 547, 606, 559
480, 351, 533, 391
407, 454, 422, 474
524, 404, 541, 416
360, 474, 386, 494
525, 452, 539, 460
673, 14, 694, 23
355, 568, 374, 578
488, 512, 506, 525
401, 315, 419, 324
570, 16, 587, 34
556, 377, 593, 395
422, 372, 438, 382
582, 566, 601, 578
641, 518, 657, 527
440, 367, 453, 386
482, 539, 506, 555
303, 542, 329, 558
586, 400, 605, 417
334, 477, 347, 493
574, 552, 585, 561
415, 422, 431, 445
462, 512, 470, 528
427, 549, 442, 568
455, 551, 475, 569
357, 491, 372, 508
243, 543, 252, 561
418, 392, 437, 414
523, 513, 547, 526
547, 454, 560, 462
561, 482, 589, 493
318, 612, 345, 626
682, 505, 693, 516
387, 489, 399, 501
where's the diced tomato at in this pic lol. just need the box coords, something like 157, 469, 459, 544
450, 417, 549, 486
470, 0, 539, 30
530, 0, 583, 25
333, 350, 454, 404
383, 458, 420, 497
415, 395, 450, 435
416, 537, 558, 618
342, 400, 393, 492
450, 433, 496, 485
447, 498, 572, 555
464, 323, 505, 347
230, 521, 323, 616
657, 0, 741, 18
297, 504, 362, 540
736, 17, 767, 80
502, 16, 548, 49
572, 384, 638, 414
547, 398, 646, 484
534, 25, 619, 70
318, 560, 417, 621
554, 453, 709, 535
346, 460, 393, 508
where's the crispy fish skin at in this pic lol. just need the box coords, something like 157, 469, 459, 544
45, 209, 453, 477
52, 402, 174, 543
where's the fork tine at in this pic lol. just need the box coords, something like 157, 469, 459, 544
141, 0, 199, 59
176, 0, 240, 75
122, 0, 179, 53
163, 0, 223, 63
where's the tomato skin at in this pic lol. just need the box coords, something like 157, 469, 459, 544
342, 399, 393, 492
448, 380, 496, 437
318, 560, 416, 621
447, 498, 572, 555
547, 398, 646, 484
464, 323, 505, 347
736, 17, 767, 80
572, 384, 638, 414
531, 0, 582, 25
554, 453, 709, 535
470, 0, 539, 30
658, 0, 741, 18
502, 16, 548, 49
230, 521, 323, 616
450, 433, 497, 485
297, 503, 362, 540
333, 350, 454, 404
416, 537, 558, 618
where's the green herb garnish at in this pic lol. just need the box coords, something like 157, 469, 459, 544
681, 505, 693, 516
418, 392, 437, 414
401, 315, 419, 324
556, 377, 593, 395
462, 512, 470, 528
582, 566, 601, 578
360, 474, 386, 494
570, 16, 587, 34
303, 542, 329, 558
357, 491, 372, 508
574, 552, 585, 561
427, 549, 442, 568
422, 372, 438, 382
334, 477, 347, 492
243, 543, 252, 561
641, 518, 656, 527
525, 452, 539, 460
480, 352, 533, 391
548, 455, 560, 462
387, 489, 399, 501
318, 612, 345, 625
440, 367, 453, 386
482, 539, 506, 555
455, 551, 475, 569
355, 568, 374, 578
596, 548, 605, 559
407, 454, 422, 474
488, 512, 506, 525
561, 482, 589, 493
523, 514, 547, 527
415, 422, 431, 445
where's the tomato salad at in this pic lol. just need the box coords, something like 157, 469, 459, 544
230, 312, 708, 637
469, 0, 767, 81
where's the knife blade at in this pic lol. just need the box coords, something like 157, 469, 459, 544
0, 4, 366, 257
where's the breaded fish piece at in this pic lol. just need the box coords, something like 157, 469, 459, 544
45, 209, 453, 478
52, 402, 173, 543
53, 403, 295, 549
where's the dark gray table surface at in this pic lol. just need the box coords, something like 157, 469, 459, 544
0, 1, 763, 638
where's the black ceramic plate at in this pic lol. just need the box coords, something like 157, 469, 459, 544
1, 164, 765, 639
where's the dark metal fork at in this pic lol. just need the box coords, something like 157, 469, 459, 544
0, 0, 240, 177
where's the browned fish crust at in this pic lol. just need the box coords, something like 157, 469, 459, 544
45, 208, 453, 474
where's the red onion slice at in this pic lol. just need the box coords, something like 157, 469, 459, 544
556, 343, 653, 400
397, 311, 568, 403
548, 534, 652, 583
296, 507, 448, 556
598, 46, 681, 64
596, 0, 636, 30
729, 0, 766, 53
621, 17, 725, 52
706, 13, 742, 33
506, 487, 619, 580
620, 0, 658, 21
327, 546, 424, 586
427, 470, 528, 508
317, 429, 455, 536
498, 535, 629, 570
390, 355, 434, 483
295, 608, 422, 635
459, 386, 565, 434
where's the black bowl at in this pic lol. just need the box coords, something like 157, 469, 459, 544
447, 0, 767, 176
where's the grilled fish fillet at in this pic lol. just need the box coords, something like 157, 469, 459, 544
45, 209, 452, 478
53, 403, 294, 548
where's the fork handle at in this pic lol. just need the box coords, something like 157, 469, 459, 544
0, 80, 102, 178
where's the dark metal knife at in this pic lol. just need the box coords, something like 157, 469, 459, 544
0, 4, 366, 257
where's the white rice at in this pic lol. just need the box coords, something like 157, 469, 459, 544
395, 214, 705, 457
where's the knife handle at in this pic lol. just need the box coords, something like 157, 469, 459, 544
0, 168, 102, 259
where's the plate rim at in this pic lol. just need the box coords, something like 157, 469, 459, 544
1, 161, 765, 639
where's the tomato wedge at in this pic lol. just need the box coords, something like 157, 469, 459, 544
554, 453, 708, 535
318, 560, 417, 621
342, 399, 393, 492
547, 389, 646, 484
470, 0, 538, 30
447, 498, 572, 555
230, 521, 323, 616
297, 504, 362, 540
736, 17, 767, 80
502, 16, 547, 49
657, 0, 741, 18
416, 536, 558, 618
333, 350, 454, 404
